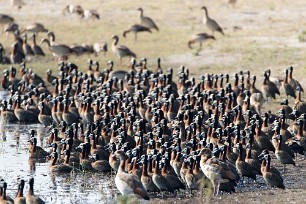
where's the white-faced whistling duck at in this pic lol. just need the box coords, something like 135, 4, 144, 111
262, 154, 285, 189
22, 34, 34, 56
201, 6, 224, 36
140, 155, 159, 192
274, 135, 295, 173
235, 143, 257, 183
152, 154, 174, 198
91, 153, 111, 172
288, 66, 303, 92
28, 130, 49, 161
282, 69, 296, 99
49, 151, 73, 174
38, 102, 53, 127
293, 87, 306, 114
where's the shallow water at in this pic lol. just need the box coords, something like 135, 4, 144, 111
0, 92, 116, 204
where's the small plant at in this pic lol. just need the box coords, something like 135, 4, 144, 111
298, 31, 306, 42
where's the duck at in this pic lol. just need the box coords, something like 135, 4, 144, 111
0, 100, 17, 122
258, 150, 283, 181
188, 33, 215, 50
38, 102, 53, 127
274, 134, 295, 173
140, 155, 159, 192
111, 35, 136, 65
235, 143, 257, 183
91, 154, 111, 172
26, 178, 45, 204
288, 66, 303, 92
123, 24, 151, 41
4, 22, 19, 37
201, 6, 224, 36
14, 95, 38, 123
22, 34, 34, 56
0, 44, 10, 64
293, 87, 306, 114
49, 151, 73, 174
14, 179, 26, 204
28, 131, 49, 161
282, 69, 296, 99
152, 154, 174, 198
114, 150, 150, 200
262, 154, 285, 189
10, 41, 25, 64
137, 8, 159, 31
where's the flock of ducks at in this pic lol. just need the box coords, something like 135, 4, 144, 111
0, 57, 306, 202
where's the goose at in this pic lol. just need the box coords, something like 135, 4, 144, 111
4, 22, 18, 37
22, 23, 48, 35
40, 38, 74, 60
0, 14, 14, 28
123, 24, 151, 41
201, 6, 224, 36
26, 178, 45, 204
31, 33, 45, 56
62, 4, 83, 17
227, 0, 237, 8
70, 44, 93, 56
114, 150, 150, 200
188, 33, 215, 50
78, 9, 100, 20
93, 41, 107, 56
199, 148, 229, 196
111, 35, 136, 65
137, 8, 159, 31
10, 0, 25, 11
